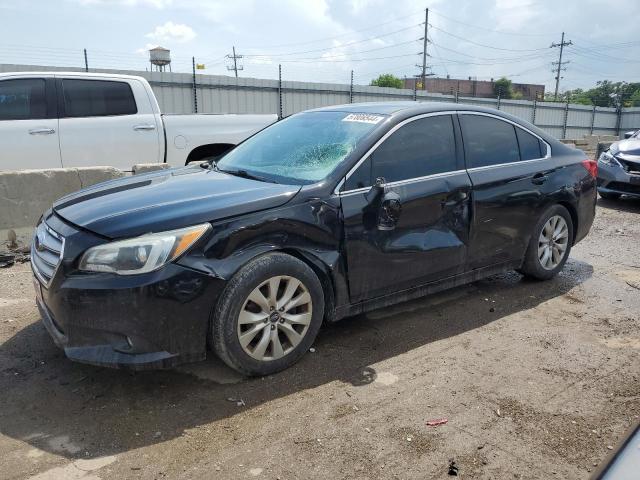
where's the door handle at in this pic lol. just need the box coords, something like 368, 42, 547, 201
28, 128, 55, 135
532, 173, 548, 185
133, 124, 156, 131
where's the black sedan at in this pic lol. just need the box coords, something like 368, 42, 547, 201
31, 102, 597, 375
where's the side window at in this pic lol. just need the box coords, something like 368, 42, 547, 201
62, 79, 137, 118
344, 156, 371, 191
516, 127, 543, 160
370, 115, 457, 183
0, 79, 47, 120
538, 139, 547, 157
460, 115, 520, 168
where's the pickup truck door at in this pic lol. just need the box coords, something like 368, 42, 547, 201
57, 77, 162, 170
0, 77, 61, 169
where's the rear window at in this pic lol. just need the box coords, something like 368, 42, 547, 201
460, 115, 520, 168
62, 79, 137, 118
0, 78, 47, 121
516, 127, 543, 160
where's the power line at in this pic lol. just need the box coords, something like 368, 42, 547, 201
427, 8, 550, 37
245, 24, 421, 58
243, 10, 424, 50
428, 24, 549, 52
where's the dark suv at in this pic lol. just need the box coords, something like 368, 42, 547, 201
32, 102, 597, 375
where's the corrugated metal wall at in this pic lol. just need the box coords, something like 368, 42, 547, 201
2, 63, 639, 138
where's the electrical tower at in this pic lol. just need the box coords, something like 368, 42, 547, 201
226, 46, 244, 77
550, 32, 572, 101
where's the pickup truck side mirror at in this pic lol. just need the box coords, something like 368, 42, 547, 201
624, 131, 636, 139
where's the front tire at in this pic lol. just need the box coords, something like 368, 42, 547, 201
519, 205, 573, 281
211, 253, 324, 376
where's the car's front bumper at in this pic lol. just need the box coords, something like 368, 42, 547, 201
597, 158, 640, 198
32, 213, 225, 370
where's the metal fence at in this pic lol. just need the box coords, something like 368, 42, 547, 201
2, 63, 639, 139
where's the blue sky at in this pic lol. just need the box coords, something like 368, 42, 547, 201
0, 0, 638, 92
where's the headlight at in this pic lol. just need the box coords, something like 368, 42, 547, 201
598, 150, 620, 167
79, 223, 210, 275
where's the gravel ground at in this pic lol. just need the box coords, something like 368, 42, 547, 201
1, 197, 639, 480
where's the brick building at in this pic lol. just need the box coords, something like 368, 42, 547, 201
403, 76, 545, 101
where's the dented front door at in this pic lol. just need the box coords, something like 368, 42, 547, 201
339, 113, 472, 304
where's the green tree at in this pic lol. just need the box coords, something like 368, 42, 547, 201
493, 77, 513, 99
370, 74, 404, 89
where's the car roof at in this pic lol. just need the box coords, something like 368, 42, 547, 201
0, 71, 146, 81
307, 101, 507, 117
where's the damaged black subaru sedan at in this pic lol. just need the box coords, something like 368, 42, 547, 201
32, 102, 597, 375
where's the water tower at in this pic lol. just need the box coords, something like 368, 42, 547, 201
149, 46, 171, 72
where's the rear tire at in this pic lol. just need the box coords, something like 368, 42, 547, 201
599, 191, 621, 200
519, 205, 573, 281
211, 253, 324, 376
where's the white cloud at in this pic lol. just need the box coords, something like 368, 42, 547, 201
77, 0, 173, 8
493, 0, 540, 31
135, 43, 161, 55
146, 21, 196, 43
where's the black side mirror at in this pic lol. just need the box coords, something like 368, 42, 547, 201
365, 176, 386, 203
624, 131, 635, 139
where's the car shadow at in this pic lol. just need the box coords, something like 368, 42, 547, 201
0, 260, 593, 459
597, 196, 640, 213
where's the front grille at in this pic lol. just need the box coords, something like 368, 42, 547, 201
31, 221, 64, 286
618, 159, 640, 175
607, 181, 640, 195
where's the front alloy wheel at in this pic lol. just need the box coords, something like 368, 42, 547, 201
538, 215, 569, 270
211, 252, 324, 376
238, 276, 312, 361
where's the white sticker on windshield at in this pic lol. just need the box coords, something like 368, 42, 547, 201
342, 113, 384, 124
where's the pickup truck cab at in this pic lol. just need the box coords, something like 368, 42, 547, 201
0, 72, 276, 171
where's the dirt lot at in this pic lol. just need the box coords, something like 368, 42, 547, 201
1, 197, 639, 480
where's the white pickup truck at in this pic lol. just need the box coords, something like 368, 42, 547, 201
0, 72, 277, 171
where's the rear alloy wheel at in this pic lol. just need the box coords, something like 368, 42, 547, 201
211, 253, 324, 376
537, 215, 569, 271
519, 205, 574, 280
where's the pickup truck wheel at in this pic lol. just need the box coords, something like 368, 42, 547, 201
519, 205, 573, 281
211, 253, 324, 376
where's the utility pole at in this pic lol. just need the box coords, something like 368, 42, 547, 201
551, 32, 572, 101
414, 8, 434, 91
226, 46, 243, 78
421, 8, 428, 90
192, 57, 198, 113
83, 48, 88, 72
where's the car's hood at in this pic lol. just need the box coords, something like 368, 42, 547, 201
613, 138, 640, 157
53, 167, 301, 238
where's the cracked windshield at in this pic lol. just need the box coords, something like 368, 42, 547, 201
216, 111, 384, 184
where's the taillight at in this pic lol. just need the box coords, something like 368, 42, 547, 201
582, 159, 597, 178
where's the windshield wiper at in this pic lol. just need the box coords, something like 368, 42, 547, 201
218, 168, 277, 183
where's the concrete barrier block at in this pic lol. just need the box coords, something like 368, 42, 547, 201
0, 167, 124, 245
132, 163, 170, 174
76, 167, 125, 188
